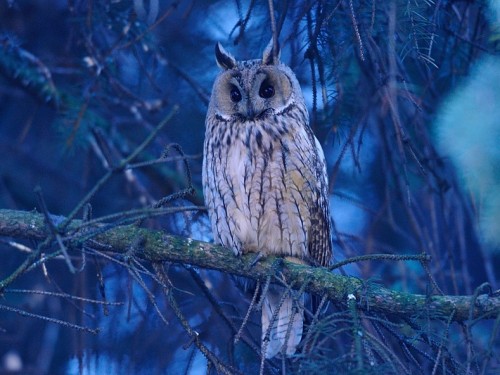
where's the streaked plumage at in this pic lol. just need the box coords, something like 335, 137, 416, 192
202, 41, 332, 358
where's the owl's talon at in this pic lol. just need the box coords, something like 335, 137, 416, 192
248, 252, 264, 269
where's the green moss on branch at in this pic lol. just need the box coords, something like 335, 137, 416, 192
0, 208, 498, 321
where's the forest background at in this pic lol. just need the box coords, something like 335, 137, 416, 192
0, 0, 499, 374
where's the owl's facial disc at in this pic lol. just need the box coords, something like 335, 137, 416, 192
212, 63, 295, 122
224, 68, 293, 121
225, 77, 269, 121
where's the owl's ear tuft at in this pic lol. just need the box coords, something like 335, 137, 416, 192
262, 39, 280, 65
215, 42, 236, 70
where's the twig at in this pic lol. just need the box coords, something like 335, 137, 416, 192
0, 303, 99, 334
330, 252, 430, 271
61, 105, 179, 230
4, 289, 123, 306
153, 263, 243, 375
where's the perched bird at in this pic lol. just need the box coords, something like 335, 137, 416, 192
202, 40, 332, 358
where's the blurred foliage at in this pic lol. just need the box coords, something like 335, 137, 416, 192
0, 0, 499, 374
0, 36, 59, 105
437, 55, 500, 252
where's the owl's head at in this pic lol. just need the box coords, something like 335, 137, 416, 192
207, 41, 305, 122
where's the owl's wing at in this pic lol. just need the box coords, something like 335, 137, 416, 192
307, 132, 333, 267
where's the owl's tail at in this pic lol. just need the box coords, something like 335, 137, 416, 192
261, 286, 304, 359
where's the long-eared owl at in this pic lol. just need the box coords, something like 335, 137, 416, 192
202, 40, 333, 359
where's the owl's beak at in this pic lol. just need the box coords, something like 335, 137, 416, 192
245, 102, 256, 120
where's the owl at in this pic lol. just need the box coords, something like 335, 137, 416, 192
202, 40, 332, 359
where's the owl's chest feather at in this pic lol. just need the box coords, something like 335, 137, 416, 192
220, 122, 313, 258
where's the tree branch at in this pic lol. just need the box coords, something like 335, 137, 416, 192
0, 208, 498, 322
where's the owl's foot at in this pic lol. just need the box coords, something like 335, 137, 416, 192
248, 251, 264, 269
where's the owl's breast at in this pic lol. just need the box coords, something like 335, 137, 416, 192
215, 120, 317, 260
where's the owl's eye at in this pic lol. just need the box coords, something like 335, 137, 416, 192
259, 80, 275, 98
230, 85, 242, 102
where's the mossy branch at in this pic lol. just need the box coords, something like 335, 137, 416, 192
0, 208, 499, 322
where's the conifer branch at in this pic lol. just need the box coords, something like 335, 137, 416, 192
0, 208, 498, 322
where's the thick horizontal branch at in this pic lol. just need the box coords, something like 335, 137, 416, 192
0, 208, 499, 322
